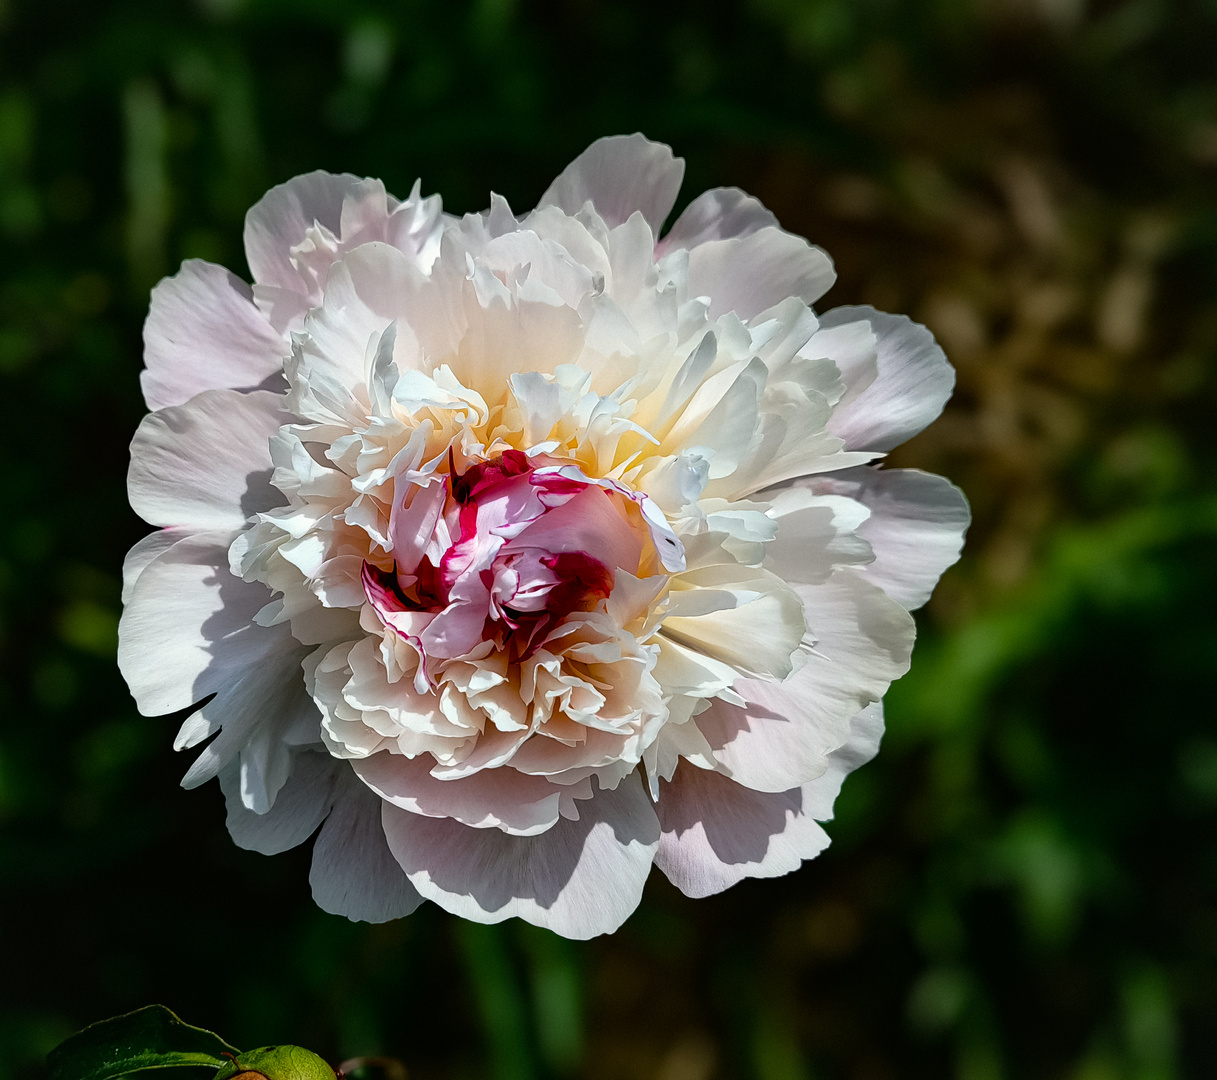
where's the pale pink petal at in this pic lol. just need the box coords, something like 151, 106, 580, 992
687, 228, 836, 320
505, 485, 643, 574
354, 752, 563, 836
388, 480, 448, 576
178, 642, 319, 812
653, 765, 830, 898
421, 577, 494, 660
141, 260, 287, 411
539, 134, 685, 232
310, 767, 425, 922
128, 389, 288, 531
799, 702, 884, 821
822, 305, 955, 452
117, 531, 286, 715
818, 467, 970, 610
222, 750, 341, 855
382, 772, 659, 938
655, 186, 779, 257
121, 528, 185, 604
244, 170, 363, 291
695, 571, 913, 791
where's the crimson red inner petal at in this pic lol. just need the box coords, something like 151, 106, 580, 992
363, 452, 642, 663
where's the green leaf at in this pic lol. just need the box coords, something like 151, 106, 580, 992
47, 1005, 240, 1080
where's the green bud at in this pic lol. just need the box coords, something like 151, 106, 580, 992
213, 1046, 337, 1080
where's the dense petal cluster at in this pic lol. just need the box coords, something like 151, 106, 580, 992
119, 135, 968, 937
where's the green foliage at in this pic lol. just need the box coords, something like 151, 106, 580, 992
46, 1009, 335, 1080
46, 1007, 237, 1080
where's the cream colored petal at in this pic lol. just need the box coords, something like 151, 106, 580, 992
660, 565, 805, 681
696, 571, 912, 791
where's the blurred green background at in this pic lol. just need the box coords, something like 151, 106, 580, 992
2, 0, 1216, 1077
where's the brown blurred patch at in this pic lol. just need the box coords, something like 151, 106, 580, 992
712, 56, 1191, 620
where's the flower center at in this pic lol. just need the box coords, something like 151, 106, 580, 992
361, 450, 667, 668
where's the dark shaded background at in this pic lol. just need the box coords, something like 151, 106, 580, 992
2, 0, 1216, 1077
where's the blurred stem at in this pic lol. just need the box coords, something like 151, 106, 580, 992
518, 924, 582, 1074
337, 1057, 408, 1080
455, 921, 535, 1080
122, 78, 169, 290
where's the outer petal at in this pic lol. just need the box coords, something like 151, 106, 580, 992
655, 187, 779, 256
117, 530, 283, 715
309, 767, 425, 923
381, 772, 660, 939
687, 228, 836, 320
539, 134, 685, 232
244, 170, 364, 290
822, 305, 956, 453
653, 765, 830, 898
822, 467, 970, 610
121, 528, 185, 603
141, 260, 287, 411
128, 389, 288, 531
222, 750, 341, 855
178, 641, 319, 812
799, 701, 884, 820
695, 571, 913, 792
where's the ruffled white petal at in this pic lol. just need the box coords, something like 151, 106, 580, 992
539, 134, 685, 232
141, 260, 288, 411
244, 171, 365, 291
660, 565, 805, 681
822, 305, 955, 452
381, 772, 659, 938
128, 389, 288, 531
761, 486, 874, 585
653, 765, 831, 898
310, 766, 425, 922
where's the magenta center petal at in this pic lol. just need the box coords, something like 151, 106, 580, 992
362, 452, 647, 664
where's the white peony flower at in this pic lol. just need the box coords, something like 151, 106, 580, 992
118, 135, 968, 938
